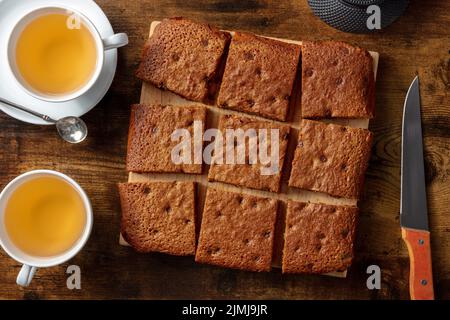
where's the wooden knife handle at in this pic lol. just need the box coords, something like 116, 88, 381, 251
401, 228, 434, 300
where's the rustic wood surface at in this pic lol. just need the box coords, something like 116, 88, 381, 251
0, 0, 449, 300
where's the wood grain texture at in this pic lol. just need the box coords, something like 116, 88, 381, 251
0, 0, 449, 300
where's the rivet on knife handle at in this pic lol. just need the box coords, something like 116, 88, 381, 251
401, 228, 434, 300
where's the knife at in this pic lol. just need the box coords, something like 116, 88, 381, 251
400, 75, 434, 300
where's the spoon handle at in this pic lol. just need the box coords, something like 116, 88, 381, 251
0, 97, 56, 123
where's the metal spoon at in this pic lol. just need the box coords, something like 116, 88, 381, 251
0, 97, 88, 143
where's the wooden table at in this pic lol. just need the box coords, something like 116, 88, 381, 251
0, 0, 449, 300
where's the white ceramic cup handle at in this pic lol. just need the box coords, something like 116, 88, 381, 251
102, 33, 128, 51
17, 264, 37, 287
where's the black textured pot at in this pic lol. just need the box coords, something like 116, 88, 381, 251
308, 0, 410, 33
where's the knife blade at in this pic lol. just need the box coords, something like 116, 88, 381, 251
400, 75, 434, 300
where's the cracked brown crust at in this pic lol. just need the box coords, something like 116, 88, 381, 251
289, 120, 373, 199
207, 114, 290, 192
282, 201, 358, 274
301, 41, 375, 119
126, 104, 206, 174
119, 182, 196, 256
136, 18, 231, 103
195, 188, 278, 272
217, 32, 301, 121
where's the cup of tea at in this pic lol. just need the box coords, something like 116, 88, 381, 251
0, 170, 93, 287
6, 5, 128, 102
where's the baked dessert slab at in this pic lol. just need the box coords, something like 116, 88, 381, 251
208, 114, 290, 193
301, 41, 375, 118
126, 104, 206, 174
118, 181, 196, 256
195, 188, 278, 272
217, 32, 301, 121
121, 20, 380, 278
289, 120, 373, 199
136, 17, 231, 103
282, 201, 358, 274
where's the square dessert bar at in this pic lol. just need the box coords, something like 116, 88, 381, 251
289, 120, 373, 199
301, 41, 375, 118
282, 201, 358, 274
118, 182, 196, 256
136, 18, 231, 103
195, 188, 278, 272
217, 32, 301, 121
208, 114, 290, 193
126, 104, 206, 174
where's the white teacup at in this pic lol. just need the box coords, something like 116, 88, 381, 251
6, 5, 128, 103
0, 170, 93, 287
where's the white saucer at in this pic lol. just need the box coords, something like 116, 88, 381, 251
0, 0, 118, 125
